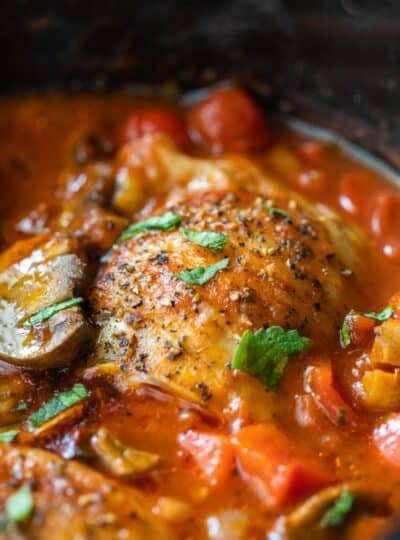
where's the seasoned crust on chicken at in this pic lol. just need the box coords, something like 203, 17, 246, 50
0, 443, 174, 540
90, 137, 366, 411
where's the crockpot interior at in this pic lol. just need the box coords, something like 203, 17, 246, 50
1, 0, 400, 169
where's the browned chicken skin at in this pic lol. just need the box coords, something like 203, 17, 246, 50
90, 137, 365, 413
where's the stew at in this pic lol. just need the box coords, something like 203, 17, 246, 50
0, 87, 399, 539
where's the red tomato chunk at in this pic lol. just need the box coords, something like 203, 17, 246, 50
179, 430, 236, 488
232, 424, 330, 510
188, 88, 273, 154
305, 364, 363, 433
119, 107, 190, 147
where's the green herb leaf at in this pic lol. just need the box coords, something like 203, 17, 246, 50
268, 207, 291, 219
5, 483, 33, 524
180, 227, 227, 251
320, 490, 354, 528
232, 326, 311, 391
262, 202, 291, 221
28, 383, 88, 429
119, 212, 181, 241
16, 402, 28, 411
24, 297, 84, 326
363, 306, 393, 322
0, 430, 19, 443
340, 315, 351, 348
175, 257, 229, 285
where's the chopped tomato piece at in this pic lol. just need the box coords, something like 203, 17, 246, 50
305, 364, 363, 433
233, 424, 329, 509
119, 108, 190, 147
188, 88, 272, 154
179, 430, 235, 487
347, 313, 376, 347
374, 414, 400, 468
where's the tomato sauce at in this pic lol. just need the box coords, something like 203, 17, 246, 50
0, 87, 399, 539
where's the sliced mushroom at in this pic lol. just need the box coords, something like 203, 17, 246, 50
0, 234, 92, 369
91, 427, 160, 476
268, 483, 390, 540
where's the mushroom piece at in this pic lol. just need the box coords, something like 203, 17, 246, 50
91, 427, 161, 476
0, 234, 92, 369
268, 483, 390, 540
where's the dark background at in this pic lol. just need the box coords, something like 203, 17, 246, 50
0, 0, 400, 166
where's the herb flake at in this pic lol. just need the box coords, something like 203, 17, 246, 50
16, 402, 28, 412
0, 430, 19, 443
262, 203, 291, 221
119, 212, 181, 241
340, 314, 352, 348
232, 326, 311, 391
24, 297, 84, 326
28, 383, 88, 428
268, 207, 291, 219
363, 306, 393, 322
180, 227, 227, 251
5, 483, 33, 524
320, 490, 354, 528
175, 257, 229, 285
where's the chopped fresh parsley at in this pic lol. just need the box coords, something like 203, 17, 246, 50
320, 490, 354, 528
340, 313, 352, 348
262, 202, 291, 221
232, 326, 311, 391
16, 402, 28, 412
5, 483, 33, 524
0, 430, 19, 443
28, 383, 88, 429
24, 297, 84, 326
268, 207, 291, 219
340, 306, 393, 348
175, 257, 229, 285
119, 212, 181, 241
180, 227, 227, 252
363, 306, 393, 322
